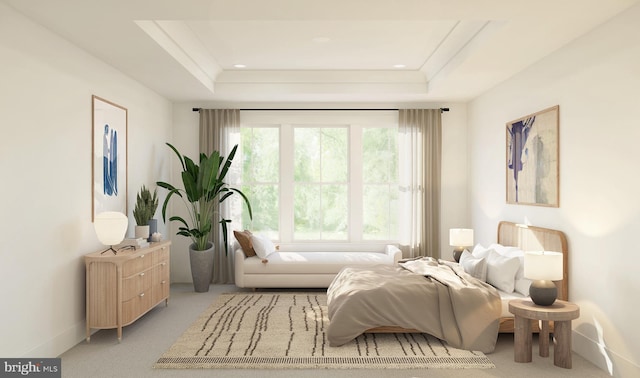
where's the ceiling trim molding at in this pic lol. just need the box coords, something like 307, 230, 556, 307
135, 20, 219, 94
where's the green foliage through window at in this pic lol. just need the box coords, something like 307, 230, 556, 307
239, 111, 398, 243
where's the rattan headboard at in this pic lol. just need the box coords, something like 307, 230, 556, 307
497, 221, 569, 301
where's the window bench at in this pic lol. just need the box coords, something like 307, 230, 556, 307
234, 245, 402, 289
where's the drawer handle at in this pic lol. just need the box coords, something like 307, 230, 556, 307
161, 280, 166, 284
139, 254, 145, 258
139, 293, 145, 297
161, 262, 167, 266
139, 272, 145, 277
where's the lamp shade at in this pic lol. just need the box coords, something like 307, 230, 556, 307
524, 251, 563, 281
94, 211, 128, 246
449, 228, 474, 247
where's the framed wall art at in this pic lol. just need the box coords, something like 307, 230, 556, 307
506, 105, 559, 207
92, 95, 128, 221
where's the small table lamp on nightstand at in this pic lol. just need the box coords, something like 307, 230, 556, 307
524, 251, 563, 306
449, 228, 473, 262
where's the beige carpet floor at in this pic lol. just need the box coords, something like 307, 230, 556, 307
58, 284, 610, 378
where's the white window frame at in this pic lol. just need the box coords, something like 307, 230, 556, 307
240, 110, 398, 251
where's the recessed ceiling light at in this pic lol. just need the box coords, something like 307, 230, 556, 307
234, 64, 246, 68
312, 37, 331, 43
393, 64, 406, 69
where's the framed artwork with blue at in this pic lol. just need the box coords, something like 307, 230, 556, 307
506, 105, 559, 207
92, 95, 128, 221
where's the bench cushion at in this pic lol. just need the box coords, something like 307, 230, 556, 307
243, 251, 395, 275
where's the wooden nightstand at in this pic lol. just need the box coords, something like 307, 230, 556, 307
508, 299, 580, 369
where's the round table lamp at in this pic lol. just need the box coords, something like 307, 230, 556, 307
449, 228, 474, 262
94, 211, 129, 254
524, 251, 563, 306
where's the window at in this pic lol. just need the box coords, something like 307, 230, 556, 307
239, 111, 398, 246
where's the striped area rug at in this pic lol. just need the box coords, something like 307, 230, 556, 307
154, 292, 494, 369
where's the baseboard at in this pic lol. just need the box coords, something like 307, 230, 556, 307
23, 321, 86, 358
573, 330, 639, 377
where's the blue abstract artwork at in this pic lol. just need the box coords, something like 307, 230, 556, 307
92, 96, 127, 220
506, 106, 559, 207
102, 124, 118, 196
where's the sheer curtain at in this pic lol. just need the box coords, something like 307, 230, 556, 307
398, 109, 442, 258
199, 109, 240, 284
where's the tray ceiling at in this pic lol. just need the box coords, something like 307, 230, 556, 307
4, 0, 637, 103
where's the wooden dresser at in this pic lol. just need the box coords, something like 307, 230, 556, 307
85, 240, 171, 342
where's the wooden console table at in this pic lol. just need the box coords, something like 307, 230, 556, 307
85, 241, 171, 342
508, 299, 580, 369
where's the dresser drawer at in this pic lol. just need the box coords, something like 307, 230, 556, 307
122, 288, 153, 325
153, 245, 170, 264
122, 267, 153, 301
152, 272, 170, 304
123, 253, 153, 276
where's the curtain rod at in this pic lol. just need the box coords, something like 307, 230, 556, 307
192, 107, 450, 113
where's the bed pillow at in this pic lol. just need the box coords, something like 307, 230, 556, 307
515, 278, 532, 297
485, 250, 520, 293
488, 243, 532, 295
471, 244, 493, 259
250, 234, 276, 258
233, 230, 256, 257
459, 250, 487, 281
489, 243, 521, 256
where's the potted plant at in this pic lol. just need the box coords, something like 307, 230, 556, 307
156, 143, 252, 292
133, 185, 158, 240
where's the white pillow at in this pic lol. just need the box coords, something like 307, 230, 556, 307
515, 278, 532, 296
471, 244, 493, 259
250, 234, 276, 258
486, 250, 520, 293
459, 250, 487, 281
488, 244, 532, 295
489, 243, 521, 256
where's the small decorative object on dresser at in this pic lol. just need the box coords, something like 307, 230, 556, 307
85, 240, 171, 342
133, 185, 158, 240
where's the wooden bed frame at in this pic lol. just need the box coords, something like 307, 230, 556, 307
366, 221, 569, 334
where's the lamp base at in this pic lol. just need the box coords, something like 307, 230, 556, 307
453, 247, 465, 262
100, 245, 136, 255
529, 280, 558, 306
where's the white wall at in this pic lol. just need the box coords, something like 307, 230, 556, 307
468, 4, 640, 377
0, 3, 173, 358
167, 102, 468, 282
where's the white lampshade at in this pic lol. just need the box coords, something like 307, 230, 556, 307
449, 228, 474, 247
524, 251, 563, 281
94, 211, 128, 246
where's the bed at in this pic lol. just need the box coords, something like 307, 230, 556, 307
326, 221, 569, 351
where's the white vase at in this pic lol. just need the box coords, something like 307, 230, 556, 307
135, 225, 150, 240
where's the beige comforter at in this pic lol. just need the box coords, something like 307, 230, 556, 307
327, 259, 501, 353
